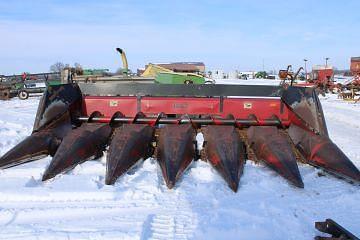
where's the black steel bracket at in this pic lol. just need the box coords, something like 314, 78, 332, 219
315, 219, 359, 240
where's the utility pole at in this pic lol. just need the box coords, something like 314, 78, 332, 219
325, 57, 330, 68
262, 59, 265, 72
304, 59, 308, 80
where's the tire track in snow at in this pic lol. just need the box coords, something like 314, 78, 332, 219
140, 189, 198, 240
0, 201, 153, 239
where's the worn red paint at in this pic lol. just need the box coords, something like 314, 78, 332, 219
247, 126, 304, 188
288, 124, 360, 182
106, 124, 154, 185
203, 125, 246, 192
83, 96, 290, 125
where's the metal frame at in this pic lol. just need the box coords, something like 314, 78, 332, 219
82, 96, 290, 126
35, 83, 328, 136
2, 83, 359, 191
78, 83, 284, 97
315, 219, 359, 240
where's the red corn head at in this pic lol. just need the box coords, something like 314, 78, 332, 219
105, 124, 154, 185
157, 124, 195, 189
0, 130, 54, 168
203, 125, 246, 192
0, 113, 72, 169
2, 82, 357, 190
247, 126, 304, 188
42, 123, 112, 181
289, 124, 360, 182
0, 84, 81, 170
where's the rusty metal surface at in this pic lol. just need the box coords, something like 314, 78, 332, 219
42, 123, 112, 181
0, 131, 52, 168
289, 124, 360, 182
0, 84, 81, 169
0, 112, 72, 169
351, 58, 360, 75
82, 95, 289, 124
247, 126, 304, 188
315, 219, 359, 240
2, 81, 358, 192
106, 124, 154, 185
33, 84, 82, 132
0, 88, 11, 100
78, 115, 282, 126
203, 125, 246, 192
157, 124, 195, 189
79, 83, 284, 97
282, 86, 328, 136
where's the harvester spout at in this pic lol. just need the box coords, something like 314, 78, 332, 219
116, 48, 129, 74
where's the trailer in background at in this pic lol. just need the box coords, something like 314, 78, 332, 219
350, 57, 360, 76
0, 72, 61, 100
312, 65, 334, 83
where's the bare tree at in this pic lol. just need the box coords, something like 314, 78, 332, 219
50, 62, 65, 73
74, 62, 82, 70
74, 62, 83, 75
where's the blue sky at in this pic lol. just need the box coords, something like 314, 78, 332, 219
0, 0, 359, 74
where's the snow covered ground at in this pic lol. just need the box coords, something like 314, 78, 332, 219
0, 81, 359, 240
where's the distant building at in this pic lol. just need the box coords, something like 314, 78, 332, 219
137, 68, 145, 76
239, 71, 257, 79
228, 71, 239, 79
212, 70, 226, 79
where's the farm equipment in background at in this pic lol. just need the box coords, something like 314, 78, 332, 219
255, 71, 268, 79
116, 47, 129, 75
279, 64, 338, 95
67, 48, 154, 84
0, 72, 61, 100
278, 59, 359, 101
1, 48, 210, 100
141, 63, 172, 77
350, 57, 360, 79
0, 84, 13, 100
155, 72, 210, 84
308, 65, 336, 93
0, 82, 359, 192
278, 65, 293, 80
278, 65, 304, 87
337, 57, 360, 102
69, 48, 211, 84
141, 63, 210, 84
337, 80, 360, 102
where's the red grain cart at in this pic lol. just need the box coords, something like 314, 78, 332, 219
350, 57, 360, 76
